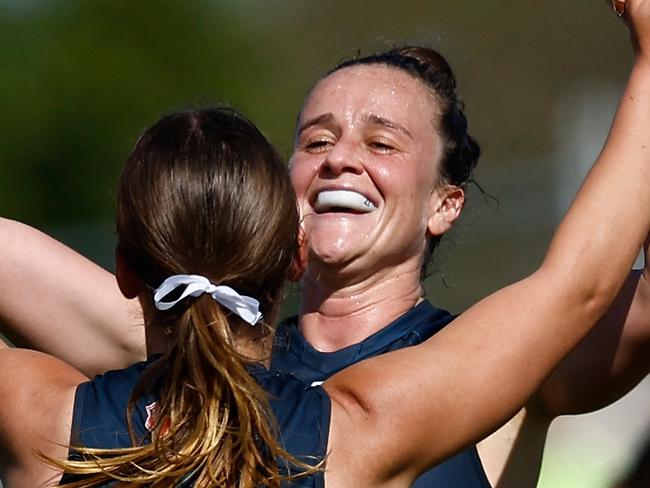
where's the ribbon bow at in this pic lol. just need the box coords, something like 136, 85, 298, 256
153, 274, 263, 326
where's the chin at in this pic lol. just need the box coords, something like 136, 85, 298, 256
309, 246, 352, 267
305, 241, 359, 273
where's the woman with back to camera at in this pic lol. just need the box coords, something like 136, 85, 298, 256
0, 107, 332, 487
2, 1, 650, 486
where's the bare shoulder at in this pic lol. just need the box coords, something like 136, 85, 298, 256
0, 348, 87, 487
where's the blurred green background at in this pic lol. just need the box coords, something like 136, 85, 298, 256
1, 0, 648, 486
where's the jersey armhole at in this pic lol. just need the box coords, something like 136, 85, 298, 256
311, 386, 331, 488
58, 381, 89, 485
469, 445, 492, 488
68, 381, 89, 448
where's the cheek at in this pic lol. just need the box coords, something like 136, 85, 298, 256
374, 160, 437, 203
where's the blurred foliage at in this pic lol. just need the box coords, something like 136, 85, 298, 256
1, 0, 289, 223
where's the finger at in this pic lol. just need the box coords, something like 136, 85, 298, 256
613, 0, 626, 17
605, 0, 627, 17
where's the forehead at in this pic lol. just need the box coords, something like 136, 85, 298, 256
300, 64, 440, 130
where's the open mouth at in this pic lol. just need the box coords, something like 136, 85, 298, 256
313, 190, 377, 214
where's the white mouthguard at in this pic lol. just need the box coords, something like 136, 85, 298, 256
314, 190, 377, 213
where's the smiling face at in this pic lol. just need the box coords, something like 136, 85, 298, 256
290, 64, 462, 283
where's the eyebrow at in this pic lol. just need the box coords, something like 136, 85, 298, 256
366, 114, 412, 139
297, 113, 335, 136
296, 112, 413, 139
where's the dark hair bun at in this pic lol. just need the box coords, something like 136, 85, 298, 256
331, 45, 480, 187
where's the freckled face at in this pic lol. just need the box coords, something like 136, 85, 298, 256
289, 65, 446, 280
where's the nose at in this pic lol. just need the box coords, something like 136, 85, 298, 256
320, 139, 364, 177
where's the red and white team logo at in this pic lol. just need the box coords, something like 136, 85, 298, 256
145, 401, 158, 432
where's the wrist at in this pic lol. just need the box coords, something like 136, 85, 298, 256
635, 48, 650, 68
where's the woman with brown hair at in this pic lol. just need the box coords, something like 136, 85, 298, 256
1, 1, 650, 487
0, 107, 328, 487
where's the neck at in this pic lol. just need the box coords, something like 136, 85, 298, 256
143, 306, 170, 358
298, 262, 424, 352
143, 304, 272, 365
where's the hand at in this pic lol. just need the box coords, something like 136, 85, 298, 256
620, 0, 650, 56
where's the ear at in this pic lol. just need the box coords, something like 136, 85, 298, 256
288, 221, 308, 283
427, 185, 465, 236
115, 251, 143, 299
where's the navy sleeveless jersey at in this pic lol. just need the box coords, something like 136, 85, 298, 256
61, 360, 329, 487
271, 300, 491, 488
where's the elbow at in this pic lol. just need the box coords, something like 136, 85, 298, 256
579, 283, 620, 324
536, 263, 625, 324
540, 232, 642, 322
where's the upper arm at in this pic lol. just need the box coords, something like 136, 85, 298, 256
535, 269, 650, 415
0, 218, 146, 376
0, 348, 87, 487
323, 270, 624, 486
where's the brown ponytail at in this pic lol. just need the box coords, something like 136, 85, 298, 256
48, 108, 320, 486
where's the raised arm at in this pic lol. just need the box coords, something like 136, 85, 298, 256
324, 2, 650, 486
535, 249, 650, 416
0, 218, 145, 376
475, 250, 650, 487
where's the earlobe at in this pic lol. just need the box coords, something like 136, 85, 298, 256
427, 186, 465, 236
115, 252, 143, 299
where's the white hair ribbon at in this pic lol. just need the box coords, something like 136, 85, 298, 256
153, 274, 263, 326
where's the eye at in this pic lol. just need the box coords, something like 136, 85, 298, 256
304, 138, 333, 153
368, 140, 396, 154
